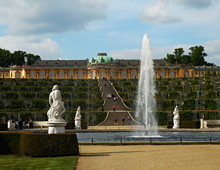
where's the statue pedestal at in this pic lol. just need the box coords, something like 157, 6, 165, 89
47, 119, 67, 134
173, 118, 180, 129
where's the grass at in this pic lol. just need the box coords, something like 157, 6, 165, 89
0, 155, 78, 170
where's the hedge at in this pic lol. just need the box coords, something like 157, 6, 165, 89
0, 132, 22, 155
20, 133, 79, 157
0, 123, 7, 131
0, 132, 79, 157
181, 121, 200, 128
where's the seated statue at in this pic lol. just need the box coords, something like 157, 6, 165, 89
47, 85, 66, 122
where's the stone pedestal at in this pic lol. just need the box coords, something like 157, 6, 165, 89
47, 119, 67, 134
200, 118, 204, 128
173, 118, 180, 129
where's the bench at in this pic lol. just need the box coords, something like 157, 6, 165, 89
8, 120, 48, 130
200, 119, 220, 128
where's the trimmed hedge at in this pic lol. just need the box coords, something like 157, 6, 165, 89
181, 121, 200, 128
0, 123, 7, 131
0, 132, 79, 157
20, 133, 79, 157
167, 121, 173, 128
0, 132, 21, 155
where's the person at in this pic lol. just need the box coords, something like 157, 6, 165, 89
109, 94, 111, 99
29, 119, 33, 128
47, 85, 66, 121
107, 94, 109, 99
128, 116, 131, 125
112, 94, 114, 99
116, 96, 118, 103
114, 97, 116, 103
24, 120, 28, 126
113, 105, 116, 112
122, 117, 125, 126
18, 118, 23, 130
114, 117, 118, 125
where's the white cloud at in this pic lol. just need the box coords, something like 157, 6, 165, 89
109, 49, 141, 59
0, 0, 107, 36
178, 0, 215, 9
110, 39, 220, 66
0, 36, 61, 60
139, 2, 182, 24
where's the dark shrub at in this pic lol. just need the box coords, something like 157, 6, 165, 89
181, 121, 200, 128
0, 123, 7, 131
0, 132, 21, 155
167, 121, 173, 128
20, 133, 79, 157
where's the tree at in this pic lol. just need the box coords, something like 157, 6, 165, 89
188, 46, 207, 66
164, 46, 214, 66
164, 48, 187, 64
0, 48, 41, 67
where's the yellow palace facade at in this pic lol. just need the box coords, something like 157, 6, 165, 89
0, 53, 220, 79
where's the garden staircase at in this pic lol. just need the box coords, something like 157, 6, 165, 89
97, 78, 137, 126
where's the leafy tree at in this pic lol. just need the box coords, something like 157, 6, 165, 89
0, 48, 41, 67
164, 46, 214, 66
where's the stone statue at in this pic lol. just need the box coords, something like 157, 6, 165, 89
173, 106, 180, 129
75, 106, 81, 129
47, 85, 66, 122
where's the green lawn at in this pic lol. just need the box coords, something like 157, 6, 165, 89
0, 155, 78, 170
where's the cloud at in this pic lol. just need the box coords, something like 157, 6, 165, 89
0, 36, 61, 60
203, 39, 220, 65
139, 3, 182, 24
0, 0, 107, 36
110, 39, 220, 66
109, 49, 141, 59
178, 0, 215, 9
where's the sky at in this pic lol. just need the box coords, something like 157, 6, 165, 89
0, 0, 220, 65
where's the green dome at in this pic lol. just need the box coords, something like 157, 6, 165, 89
89, 53, 116, 64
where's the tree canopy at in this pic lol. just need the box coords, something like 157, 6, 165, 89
164, 46, 214, 66
0, 48, 41, 67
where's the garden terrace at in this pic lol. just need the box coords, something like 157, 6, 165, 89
0, 79, 105, 126
111, 76, 220, 126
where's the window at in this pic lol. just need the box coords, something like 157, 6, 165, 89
50, 71, 54, 79
91, 71, 95, 79
132, 71, 136, 79
195, 72, 198, 75
69, 71, 73, 79
122, 71, 126, 79
170, 71, 174, 78
31, 72, 35, 79
160, 71, 164, 78
79, 71, 83, 79
101, 71, 105, 78
110, 71, 114, 79
60, 71, 63, 79
40, 72, 44, 79
185, 71, 189, 77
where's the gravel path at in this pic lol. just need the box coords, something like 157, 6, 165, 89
76, 145, 220, 170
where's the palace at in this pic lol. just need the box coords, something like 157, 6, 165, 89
0, 53, 219, 79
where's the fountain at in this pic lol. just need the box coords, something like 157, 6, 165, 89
135, 34, 159, 137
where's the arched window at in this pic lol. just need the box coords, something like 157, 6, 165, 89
185, 71, 189, 77
69, 71, 73, 79
50, 71, 54, 79
110, 71, 114, 79
40, 72, 44, 79
79, 71, 83, 79
132, 71, 136, 79
170, 71, 174, 78
101, 70, 105, 78
60, 71, 63, 79
160, 71, 164, 78
31, 72, 35, 79
122, 71, 126, 79
15, 72, 20, 78
91, 71, 95, 79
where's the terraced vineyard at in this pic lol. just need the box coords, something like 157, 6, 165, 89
0, 79, 105, 125
112, 76, 220, 125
